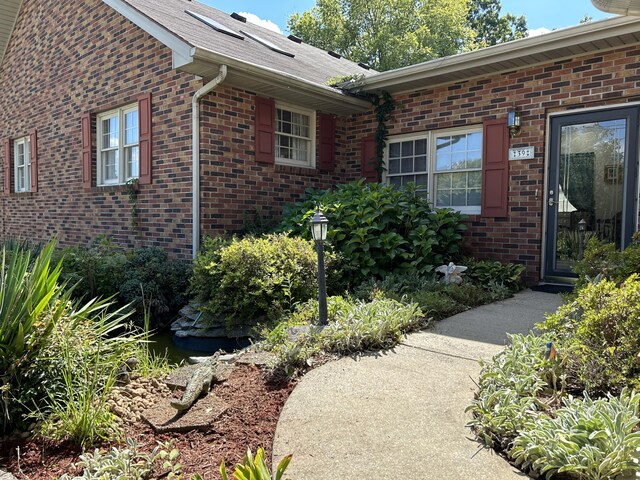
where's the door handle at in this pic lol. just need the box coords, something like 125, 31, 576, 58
548, 198, 558, 207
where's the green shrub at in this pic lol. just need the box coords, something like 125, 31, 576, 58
538, 274, 640, 395
574, 234, 640, 289
0, 242, 70, 432
57, 239, 190, 327
278, 181, 466, 285
464, 258, 525, 293
510, 389, 640, 480
404, 290, 466, 320
191, 234, 322, 327
262, 296, 425, 374
467, 333, 565, 448
118, 247, 191, 327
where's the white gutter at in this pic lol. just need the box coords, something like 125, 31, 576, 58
192, 65, 227, 258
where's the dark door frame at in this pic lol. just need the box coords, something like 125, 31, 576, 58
544, 106, 639, 280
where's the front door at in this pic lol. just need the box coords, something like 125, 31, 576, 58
545, 107, 639, 279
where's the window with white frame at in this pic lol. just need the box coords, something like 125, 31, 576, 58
14, 137, 31, 193
275, 104, 315, 168
97, 104, 139, 185
385, 127, 482, 214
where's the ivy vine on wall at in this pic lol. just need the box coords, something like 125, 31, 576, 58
367, 91, 395, 182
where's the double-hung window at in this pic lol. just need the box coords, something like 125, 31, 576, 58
275, 104, 315, 168
14, 137, 30, 193
97, 104, 139, 185
385, 127, 483, 214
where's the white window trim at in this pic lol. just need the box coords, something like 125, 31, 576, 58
384, 125, 483, 215
13, 136, 30, 193
96, 103, 139, 186
275, 102, 316, 169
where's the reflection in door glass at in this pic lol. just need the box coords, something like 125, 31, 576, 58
555, 119, 625, 272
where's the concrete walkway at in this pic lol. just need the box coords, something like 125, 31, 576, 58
272, 290, 564, 479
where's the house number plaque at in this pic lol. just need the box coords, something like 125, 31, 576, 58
508, 146, 534, 160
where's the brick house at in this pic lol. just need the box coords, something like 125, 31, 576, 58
2, 0, 640, 283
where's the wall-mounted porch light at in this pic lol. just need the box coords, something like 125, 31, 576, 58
507, 109, 521, 137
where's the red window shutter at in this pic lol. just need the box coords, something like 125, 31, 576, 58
481, 118, 509, 218
319, 113, 336, 172
138, 93, 152, 185
360, 135, 378, 182
30, 129, 38, 192
81, 113, 92, 190
3, 139, 10, 194
255, 96, 275, 164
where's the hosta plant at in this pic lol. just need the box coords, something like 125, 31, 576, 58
510, 389, 640, 480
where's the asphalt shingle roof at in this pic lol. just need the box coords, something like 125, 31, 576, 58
121, 0, 375, 87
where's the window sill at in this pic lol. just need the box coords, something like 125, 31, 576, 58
437, 206, 481, 215
275, 163, 318, 176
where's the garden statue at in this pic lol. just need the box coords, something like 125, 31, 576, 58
436, 262, 467, 285
170, 352, 222, 411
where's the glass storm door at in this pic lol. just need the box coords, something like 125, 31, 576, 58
546, 107, 638, 279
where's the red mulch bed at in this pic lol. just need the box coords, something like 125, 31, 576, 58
0, 364, 295, 479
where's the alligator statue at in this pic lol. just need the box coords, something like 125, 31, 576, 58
170, 352, 225, 411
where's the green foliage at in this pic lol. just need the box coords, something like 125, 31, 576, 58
0, 242, 70, 432
467, 334, 566, 448
191, 234, 321, 327
467, 0, 527, 48
219, 448, 292, 480
58, 439, 161, 480
279, 181, 466, 286
366, 91, 395, 181
510, 389, 640, 480
464, 258, 525, 293
539, 275, 640, 395
57, 239, 190, 327
573, 233, 640, 288
34, 302, 143, 447
287, 0, 474, 71
262, 296, 425, 375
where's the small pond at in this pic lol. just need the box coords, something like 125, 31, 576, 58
149, 331, 252, 365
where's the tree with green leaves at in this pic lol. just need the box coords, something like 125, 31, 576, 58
467, 0, 527, 48
288, 0, 474, 72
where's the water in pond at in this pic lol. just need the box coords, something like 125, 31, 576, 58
149, 331, 252, 365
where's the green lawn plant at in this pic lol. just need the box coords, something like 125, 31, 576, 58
278, 180, 466, 286
510, 389, 640, 480
0, 241, 70, 432
538, 274, 640, 395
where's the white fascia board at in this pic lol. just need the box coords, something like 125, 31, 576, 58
361, 15, 640, 91
190, 46, 371, 111
101, 0, 193, 65
0, 0, 24, 67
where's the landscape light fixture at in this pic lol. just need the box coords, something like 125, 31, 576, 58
309, 209, 329, 325
507, 108, 521, 137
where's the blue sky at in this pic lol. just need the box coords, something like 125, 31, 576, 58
200, 0, 613, 35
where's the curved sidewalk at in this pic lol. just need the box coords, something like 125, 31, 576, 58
272, 290, 564, 479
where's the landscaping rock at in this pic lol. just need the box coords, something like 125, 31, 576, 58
142, 394, 228, 433
0, 470, 18, 480
108, 376, 171, 425
235, 351, 275, 366
164, 361, 235, 391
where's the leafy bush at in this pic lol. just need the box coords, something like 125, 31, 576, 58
539, 274, 640, 395
464, 258, 525, 293
510, 389, 640, 480
278, 181, 466, 285
0, 242, 70, 432
467, 333, 565, 448
218, 448, 292, 480
262, 296, 425, 374
57, 239, 190, 327
190, 234, 322, 327
58, 439, 160, 480
574, 233, 640, 288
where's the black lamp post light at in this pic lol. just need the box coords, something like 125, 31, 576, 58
309, 209, 329, 326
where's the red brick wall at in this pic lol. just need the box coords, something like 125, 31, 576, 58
346, 45, 640, 282
0, 0, 356, 258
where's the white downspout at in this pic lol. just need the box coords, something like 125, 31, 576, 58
192, 65, 227, 258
